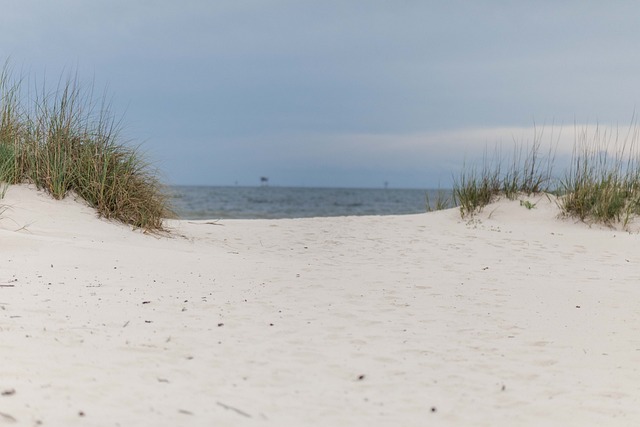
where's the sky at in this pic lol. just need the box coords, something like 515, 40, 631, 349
2, 1, 640, 188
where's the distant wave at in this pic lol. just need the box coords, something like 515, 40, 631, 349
169, 186, 450, 220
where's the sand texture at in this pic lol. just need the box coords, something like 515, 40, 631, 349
1, 185, 640, 426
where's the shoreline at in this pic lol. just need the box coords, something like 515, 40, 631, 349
1, 185, 639, 425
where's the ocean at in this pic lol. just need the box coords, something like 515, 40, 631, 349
168, 186, 454, 220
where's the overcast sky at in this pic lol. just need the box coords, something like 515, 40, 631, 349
2, 1, 640, 188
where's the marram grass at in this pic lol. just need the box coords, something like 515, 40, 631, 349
452, 134, 556, 217
451, 124, 640, 230
559, 130, 640, 227
0, 66, 173, 231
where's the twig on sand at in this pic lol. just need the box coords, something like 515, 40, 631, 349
216, 401, 251, 418
0, 279, 17, 287
188, 221, 224, 226
0, 411, 16, 422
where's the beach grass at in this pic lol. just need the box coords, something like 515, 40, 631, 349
559, 126, 640, 227
452, 123, 640, 229
453, 128, 556, 216
426, 188, 454, 212
0, 64, 172, 230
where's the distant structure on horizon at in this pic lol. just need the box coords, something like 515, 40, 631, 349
260, 176, 269, 186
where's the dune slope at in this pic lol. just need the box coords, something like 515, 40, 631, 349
1, 186, 639, 426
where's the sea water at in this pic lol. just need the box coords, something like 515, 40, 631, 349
169, 186, 453, 220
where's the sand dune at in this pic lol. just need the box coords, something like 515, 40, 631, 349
1, 185, 639, 426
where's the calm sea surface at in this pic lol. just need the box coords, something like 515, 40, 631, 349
169, 186, 453, 220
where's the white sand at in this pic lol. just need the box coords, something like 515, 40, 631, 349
1, 185, 640, 426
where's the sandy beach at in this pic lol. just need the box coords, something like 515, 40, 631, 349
1, 184, 640, 426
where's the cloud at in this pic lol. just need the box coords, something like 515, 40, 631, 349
2, 1, 640, 187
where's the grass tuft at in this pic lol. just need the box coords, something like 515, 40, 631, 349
0, 63, 173, 231
559, 124, 640, 227
452, 122, 640, 230
453, 126, 556, 216
426, 188, 454, 212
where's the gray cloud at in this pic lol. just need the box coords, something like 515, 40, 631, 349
1, 1, 640, 187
